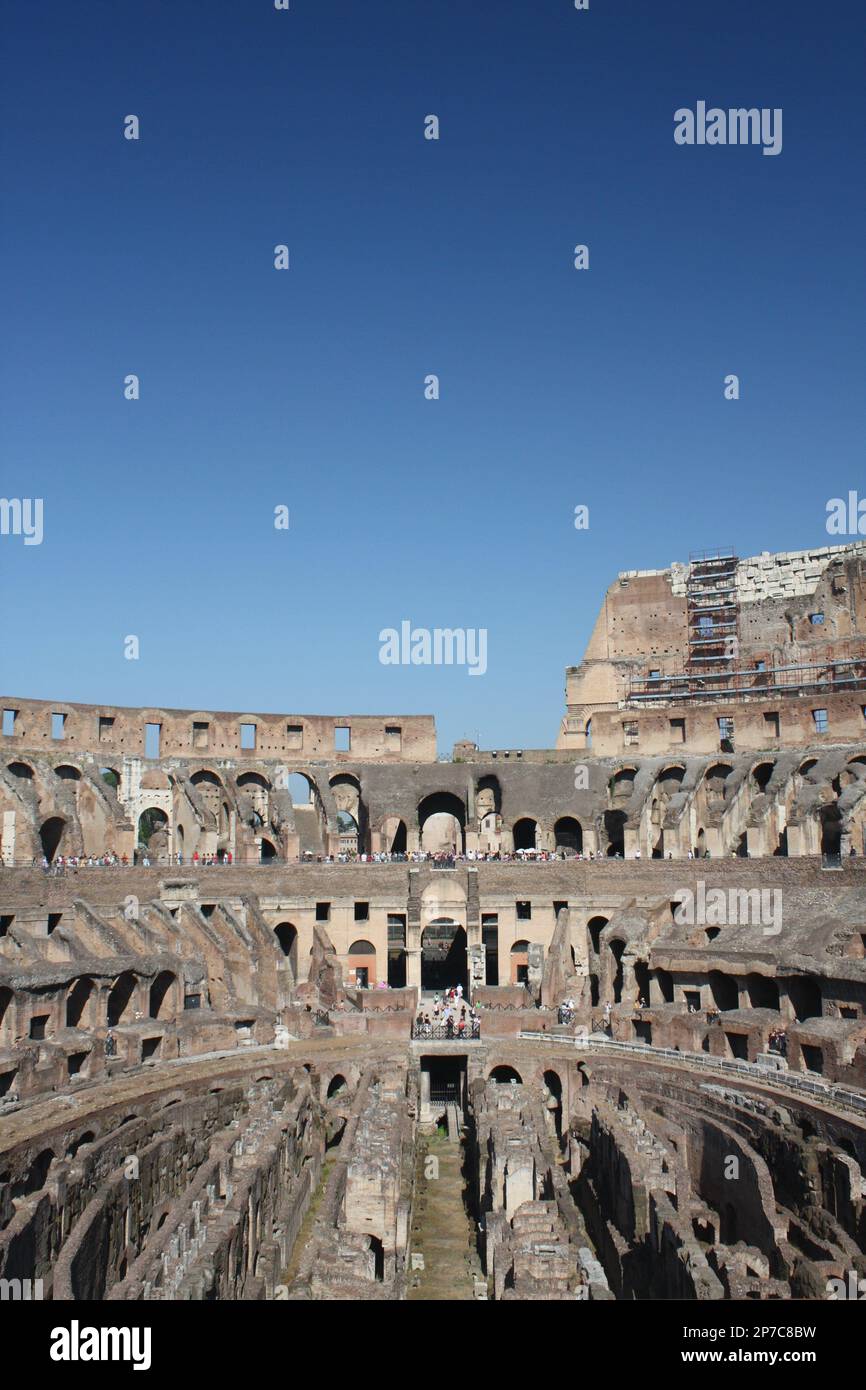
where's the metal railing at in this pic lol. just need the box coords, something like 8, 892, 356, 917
517, 1032, 866, 1117
412, 1022, 481, 1040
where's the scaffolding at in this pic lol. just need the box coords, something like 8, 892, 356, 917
686, 549, 739, 675
625, 657, 866, 705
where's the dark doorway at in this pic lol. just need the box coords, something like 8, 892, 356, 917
39, 817, 65, 861
387, 950, 407, 989
422, 1054, 465, 1109
421, 922, 468, 992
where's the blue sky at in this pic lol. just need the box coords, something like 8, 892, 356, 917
2, 0, 864, 753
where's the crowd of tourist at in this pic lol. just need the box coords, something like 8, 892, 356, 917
414, 985, 481, 1038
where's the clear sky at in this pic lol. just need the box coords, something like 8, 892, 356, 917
2, 0, 864, 754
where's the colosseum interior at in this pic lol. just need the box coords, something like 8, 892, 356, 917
2, 541, 866, 1305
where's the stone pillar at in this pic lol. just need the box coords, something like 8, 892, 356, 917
406, 949, 421, 991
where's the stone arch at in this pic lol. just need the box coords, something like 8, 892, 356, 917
39, 817, 65, 861
149, 971, 177, 1020
260, 836, 277, 862
418, 791, 465, 853
489, 1064, 522, 1084
655, 764, 686, 789
709, 970, 738, 1012
512, 817, 539, 852
274, 922, 299, 978
347, 939, 377, 988
380, 816, 407, 854
603, 810, 627, 856
66, 976, 96, 1029
587, 916, 608, 954
7, 761, 34, 779
137, 806, 167, 848
610, 767, 637, 799
554, 816, 582, 854
421, 920, 467, 992
745, 973, 779, 1010
330, 774, 366, 847
54, 764, 82, 781
107, 971, 137, 1026
751, 761, 775, 793
510, 938, 530, 985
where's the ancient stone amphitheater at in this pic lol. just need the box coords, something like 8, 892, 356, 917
2, 542, 866, 1302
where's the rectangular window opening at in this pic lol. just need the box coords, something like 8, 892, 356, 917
51, 712, 66, 740
144, 723, 161, 759
240, 723, 256, 750
334, 726, 351, 752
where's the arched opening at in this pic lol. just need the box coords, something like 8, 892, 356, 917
589, 974, 599, 1006
288, 772, 313, 804
107, 972, 137, 1027
543, 1069, 563, 1139
510, 938, 530, 986
751, 762, 775, 793
39, 817, 65, 861
330, 774, 366, 851
274, 923, 298, 978
604, 810, 627, 857
8, 762, 34, 779
774, 828, 789, 857
383, 818, 407, 854
367, 1234, 385, 1282
100, 767, 121, 790
54, 764, 81, 781
13, 1148, 54, 1199
609, 939, 625, 1002
610, 768, 636, 799
149, 971, 176, 1020
512, 818, 539, 852
421, 921, 467, 992
175, 823, 184, 856
554, 817, 583, 855
418, 792, 466, 854
66, 977, 95, 1029
745, 974, 779, 1011
785, 976, 822, 1023
587, 916, 608, 954
703, 764, 733, 800
137, 807, 167, 848
326, 1073, 348, 1099
634, 960, 650, 1005
489, 1064, 522, 1085
260, 837, 277, 862
654, 968, 674, 1004
709, 971, 738, 1012
820, 805, 843, 858
656, 766, 685, 792
347, 939, 377, 989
